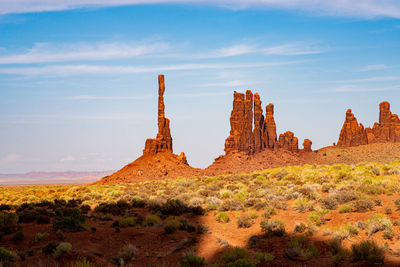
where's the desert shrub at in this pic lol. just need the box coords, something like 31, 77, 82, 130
0, 204, 11, 211
261, 206, 276, 219
196, 224, 209, 234
328, 239, 348, 265
94, 201, 131, 216
131, 197, 146, 208
222, 247, 249, 263
180, 251, 205, 267
331, 223, 359, 240
320, 196, 338, 210
54, 242, 72, 259
43, 241, 59, 254
334, 190, 357, 204
0, 211, 19, 234
236, 214, 254, 228
11, 230, 24, 242
338, 204, 353, 213
70, 257, 96, 267
53, 208, 86, 232
383, 229, 394, 240
220, 190, 233, 199
152, 199, 189, 216
36, 214, 51, 224
293, 222, 307, 234
118, 243, 138, 262
308, 209, 329, 226
215, 212, 230, 223
17, 210, 37, 223
34, 232, 49, 242
285, 235, 319, 260
255, 252, 274, 263
394, 198, 400, 210
142, 214, 161, 226
351, 199, 374, 212
220, 200, 245, 211
351, 240, 384, 264
260, 219, 285, 236
367, 214, 392, 236
0, 247, 14, 262
226, 258, 256, 267
384, 206, 393, 214
293, 197, 311, 212
189, 197, 204, 207
164, 216, 182, 234
114, 217, 137, 228
205, 197, 222, 210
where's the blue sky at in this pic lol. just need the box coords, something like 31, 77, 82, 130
0, 0, 400, 173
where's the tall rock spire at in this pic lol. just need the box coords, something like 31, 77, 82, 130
143, 74, 173, 155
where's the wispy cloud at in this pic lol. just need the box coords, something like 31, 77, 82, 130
0, 61, 302, 76
1, 0, 400, 18
334, 76, 400, 83
262, 43, 324, 56
330, 84, 400, 92
359, 64, 390, 71
0, 42, 169, 64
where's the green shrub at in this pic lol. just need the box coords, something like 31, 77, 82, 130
351, 240, 384, 264
11, 230, 24, 242
180, 253, 205, 267
293, 197, 311, 212
383, 229, 394, 240
226, 258, 256, 267
0, 247, 14, 262
351, 199, 374, 212
367, 214, 392, 236
118, 243, 138, 262
394, 198, 400, 210
54, 242, 72, 259
236, 214, 254, 228
35, 232, 49, 242
164, 216, 182, 234
320, 196, 338, 210
115, 217, 137, 228
0, 211, 19, 234
260, 219, 285, 236
308, 209, 329, 226
70, 257, 96, 267
255, 252, 274, 263
222, 247, 249, 263
142, 214, 161, 226
338, 204, 353, 213
261, 206, 276, 219
215, 212, 230, 223
42, 241, 59, 254
131, 197, 146, 208
53, 208, 86, 232
285, 235, 319, 260
293, 222, 307, 234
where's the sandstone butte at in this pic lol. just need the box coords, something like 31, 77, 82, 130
98, 75, 400, 184
224, 90, 312, 155
337, 101, 400, 147
97, 75, 201, 184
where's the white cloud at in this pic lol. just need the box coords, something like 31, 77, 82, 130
0, 61, 301, 76
262, 43, 323, 56
0, 42, 169, 64
1, 0, 400, 18
359, 64, 389, 71
334, 76, 400, 83
331, 84, 400, 92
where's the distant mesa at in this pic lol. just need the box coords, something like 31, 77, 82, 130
224, 90, 311, 155
337, 101, 400, 147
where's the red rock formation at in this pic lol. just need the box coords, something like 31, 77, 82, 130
278, 131, 299, 152
264, 103, 277, 149
225, 91, 302, 154
303, 139, 312, 152
224, 90, 254, 154
337, 109, 368, 147
143, 75, 173, 155
253, 93, 265, 153
337, 102, 400, 147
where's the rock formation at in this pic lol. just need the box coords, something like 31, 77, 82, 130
143, 75, 173, 155
224, 90, 310, 154
303, 139, 312, 152
337, 102, 400, 147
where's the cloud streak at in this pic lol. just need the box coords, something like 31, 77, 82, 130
1, 0, 400, 18
0, 42, 169, 64
0, 61, 302, 76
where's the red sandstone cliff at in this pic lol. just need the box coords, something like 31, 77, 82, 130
337, 102, 400, 147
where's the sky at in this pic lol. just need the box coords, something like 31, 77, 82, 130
0, 0, 400, 173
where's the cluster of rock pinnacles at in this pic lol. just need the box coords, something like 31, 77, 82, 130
142, 74, 399, 160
